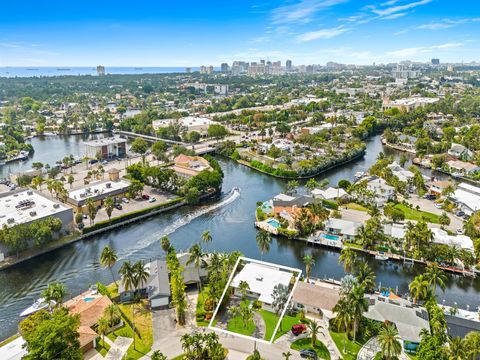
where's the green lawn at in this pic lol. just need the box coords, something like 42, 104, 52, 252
291, 338, 331, 360
95, 337, 111, 357
345, 203, 369, 212
227, 315, 256, 336
330, 331, 365, 360
196, 285, 210, 327
259, 310, 302, 342
393, 203, 440, 223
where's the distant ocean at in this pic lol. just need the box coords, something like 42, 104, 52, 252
0, 67, 208, 78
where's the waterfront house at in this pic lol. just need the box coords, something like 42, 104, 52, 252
272, 193, 314, 222
427, 180, 453, 196
430, 228, 474, 252
171, 154, 213, 178
387, 162, 414, 183
324, 218, 362, 241
364, 296, 430, 352
452, 182, 480, 215
311, 187, 349, 201
446, 160, 480, 176
365, 177, 395, 208
448, 143, 474, 161
291, 281, 341, 320
444, 312, 480, 339
230, 261, 294, 312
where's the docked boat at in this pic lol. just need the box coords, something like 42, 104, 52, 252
20, 298, 56, 317
354, 171, 365, 181
375, 252, 389, 261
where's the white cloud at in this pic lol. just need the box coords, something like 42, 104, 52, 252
249, 36, 270, 44
296, 25, 350, 42
382, 12, 407, 20
387, 42, 463, 57
371, 0, 432, 16
271, 0, 349, 24
417, 17, 480, 30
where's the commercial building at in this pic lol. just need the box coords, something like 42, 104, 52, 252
96, 65, 105, 76
152, 116, 217, 135
220, 63, 229, 73
382, 97, 440, 112
84, 137, 127, 160
67, 179, 131, 213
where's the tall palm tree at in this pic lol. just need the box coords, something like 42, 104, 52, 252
187, 243, 205, 291
97, 316, 110, 347
104, 197, 115, 222
409, 274, 430, 304
160, 236, 171, 253
100, 245, 118, 287
119, 261, 136, 293
151, 350, 167, 360
446, 336, 466, 360
104, 303, 120, 327
424, 262, 447, 294
339, 247, 357, 273
333, 298, 353, 353
41, 282, 67, 310
355, 262, 376, 293
377, 323, 402, 360
303, 255, 315, 283
256, 230, 272, 260
307, 319, 322, 347
201, 230, 212, 253
349, 285, 369, 342
282, 351, 292, 360
133, 261, 149, 290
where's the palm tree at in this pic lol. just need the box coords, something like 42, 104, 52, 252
303, 255, 315, 283
333, 298, 353, 353
100, 245, 118, 287
256, 230, 272, 260
151, 350, 167, 360
463, 331, 480, 360
424, 262, 447, 294
41, 282, 66, 310
349, 285, 369, 342
238, 280, 250, 300
201, 230, 212, 253
104, 196, 115, 222
187, 243, 205, 291
409, 274, 430, 304
446, 336, 466, 360
96, 316, 110, 347
282, 351, 292, 360
377, 323, 402, 360
339, 247, 357, 273
305, 178, 319, 194
86, 197, 97, 225
104, 304, 120, 327
355, 262, 376, 293
160, 236, 170, 253
307, 319, 322, 347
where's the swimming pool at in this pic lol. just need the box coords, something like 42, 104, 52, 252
267, 218, 281, 229
320, 233, 341, 241
83, 297, 96, 302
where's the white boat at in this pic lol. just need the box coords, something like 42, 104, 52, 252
20, 298, 56, 317
354, 171, 365, 181
375, 252, 389, 261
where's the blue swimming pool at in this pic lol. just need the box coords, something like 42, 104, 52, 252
267, 218, 281, 229
320, 233, 341, 241
83, 297, 95, 302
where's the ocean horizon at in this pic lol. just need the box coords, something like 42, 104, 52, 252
0, 66, 214, 78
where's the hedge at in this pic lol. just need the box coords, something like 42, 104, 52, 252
82, 197, 185, 234
321, 199, 339, 210
249, 160, 299, 178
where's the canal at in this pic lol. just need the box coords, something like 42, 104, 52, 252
0, 134, 477, 340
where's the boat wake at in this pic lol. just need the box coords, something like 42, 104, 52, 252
117, 187, 240, 259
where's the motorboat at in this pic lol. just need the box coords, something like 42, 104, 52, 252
375, 252, 389, 261
354, 171, 365, 181
20, 298, 56, 317
232, 186, 240, 193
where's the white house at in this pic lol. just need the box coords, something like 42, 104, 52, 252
452, 183, 480, 215
387, 162, 414, 183
446, 160, 480, 176
311, 187, 349, 201
431, 228, 474, 252
324, 218, 362, 241
448, 143, 473, 161
366, 177, 395, 208
231, 262, 293, 311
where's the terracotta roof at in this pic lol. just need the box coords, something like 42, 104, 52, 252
78, 325, 98, 348
66, 295, 113, 328
174, 154, 193, 164
292, 281, 340, 311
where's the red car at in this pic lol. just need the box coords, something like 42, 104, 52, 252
142, 194, 150, 200
292, 324, 307, 336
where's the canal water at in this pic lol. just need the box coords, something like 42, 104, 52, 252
0, 135, 476, 340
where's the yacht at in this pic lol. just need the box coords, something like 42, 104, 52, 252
20, 298, 56, 317
375, 252, 389, 261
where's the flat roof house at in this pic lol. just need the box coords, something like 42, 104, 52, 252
311, 187, 349, 201
324, 218, 362, 241
84, 137, 127, 159
452, 182, 480, 215
231, 262, 293, 311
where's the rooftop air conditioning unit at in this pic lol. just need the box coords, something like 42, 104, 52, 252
7, 218, 15, 224
27, 190, 33, 195
105, 183, 111, 188
29, 211, 37, 217
53, 204, 60, 209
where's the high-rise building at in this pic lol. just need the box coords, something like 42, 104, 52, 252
207, 65, 214, 74
96, 65, 105, 76
200, 65, 207, 74
185, 67, 191, 73
231, 61, 248, 75
286, 60, 292, 71
431, 58, 440, 65
221, 63, 229, 73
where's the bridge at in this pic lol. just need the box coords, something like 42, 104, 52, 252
114, 130, 218, 155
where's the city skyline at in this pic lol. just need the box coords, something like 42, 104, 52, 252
0, 0, 479, 67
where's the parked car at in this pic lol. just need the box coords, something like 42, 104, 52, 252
299, 349, 317, 359
114, 203, 123, 210
88, 159, 98, 165
142, 194, 150, 200
122, 198, 129, 204
434, 203, 443, 209
456, 210, 465, 217
102, 160, 108, 165
291, 324, 307, 336
149, 197, 156, 203
456, 228, 464, 235
423, 194, 436, 200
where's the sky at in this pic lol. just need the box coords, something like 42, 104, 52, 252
0, 0, 478, 66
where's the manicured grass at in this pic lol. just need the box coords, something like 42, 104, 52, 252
107, 300, 153, 360
259, 310, 302, 342
345, 203, 369, 212
330, 331, 365, 360
196, 285, 210, 327
227, 315, 256, 336
95, 337, 111, 357
393, 203, 440, 223
291, 337, 331, 360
